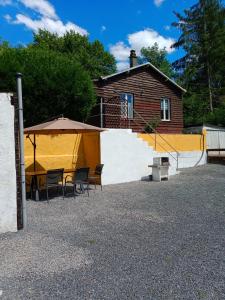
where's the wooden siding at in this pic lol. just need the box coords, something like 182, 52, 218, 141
91, 66, 183, 133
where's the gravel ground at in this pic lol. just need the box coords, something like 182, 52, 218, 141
1, 164, 225, 300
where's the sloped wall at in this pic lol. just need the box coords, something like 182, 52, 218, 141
0, 93, 17, 233
100, 129, 207, 185
100, 129, 154, 185
138, 133, 206, 152
139, 133, 207, 175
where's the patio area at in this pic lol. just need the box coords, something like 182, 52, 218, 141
1, 164, 225, 299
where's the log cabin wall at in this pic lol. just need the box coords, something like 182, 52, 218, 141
92, 66, 184, 133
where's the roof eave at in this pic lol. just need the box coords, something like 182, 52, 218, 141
97, 63, 186, 93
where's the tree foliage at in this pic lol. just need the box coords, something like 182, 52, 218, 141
30, 30, 117, 78
172, 0, 225, 126
0, 44, 96, 126
0, 30, 117, 126
139, 43, 175, 78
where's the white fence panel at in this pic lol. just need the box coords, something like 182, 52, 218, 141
207, 130, 225, 149
219, 131, 225, 148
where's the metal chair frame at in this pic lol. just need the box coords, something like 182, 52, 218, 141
46, 168, 64, 202
65, 167, 90, 197
89, 164, 104, 191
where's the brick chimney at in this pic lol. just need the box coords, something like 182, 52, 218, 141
129, 50, 138, 68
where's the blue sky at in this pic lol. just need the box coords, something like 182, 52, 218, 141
0, 0, 197, 70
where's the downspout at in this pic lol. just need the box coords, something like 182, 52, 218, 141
100, 97, 103, 128
16, 73, 27, 229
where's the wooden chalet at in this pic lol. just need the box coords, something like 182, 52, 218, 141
89, 50, 186, 133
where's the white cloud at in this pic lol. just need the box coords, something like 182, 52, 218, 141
19, 0, 57, 19
116, 61, 130, 72
14, 14, 88, 36
164, 25, 170, 31
4, 0, 88, 36
0, 0, 12, 5
128, 29, 174, 54
110, 28, 175, 71
110, 42, 131, 61
4, 14, 12, 21
101, 25, 106, 33
154, 0, 165, 7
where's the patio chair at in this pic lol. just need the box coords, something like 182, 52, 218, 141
88, 164, 104, 191
26, 177, 32, 200
46, 168, 64, 202
65, 167, 90, 197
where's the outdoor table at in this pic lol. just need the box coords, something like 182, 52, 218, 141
26, 169, 75, 201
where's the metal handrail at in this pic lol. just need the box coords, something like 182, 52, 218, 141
89, 100, 180, 169
131, 118, 178, 162
133, 108, 179, 156
132, 109, 179, 169
133, 108, 179, 169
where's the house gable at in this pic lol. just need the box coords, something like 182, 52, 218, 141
96, 63, 186, 93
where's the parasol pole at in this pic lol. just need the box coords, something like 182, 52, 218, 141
33, 134, 36, 172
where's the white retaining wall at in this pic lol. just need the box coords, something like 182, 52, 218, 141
100, 129, 154, 185
153, 150, 207, 176
100, 129, 207, 185
0, 93, 17, 233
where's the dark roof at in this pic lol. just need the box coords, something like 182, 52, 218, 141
185, 123, 225, 130
95, 62, 186, 93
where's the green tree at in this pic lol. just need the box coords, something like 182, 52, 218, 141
172, 0, 225, 126
0, 46, 96, 126
139, 43, 175, 78
30, 30, 117, 78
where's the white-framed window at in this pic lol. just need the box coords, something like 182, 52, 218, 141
120, 93, 134, 119
161, 98, 171, 121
